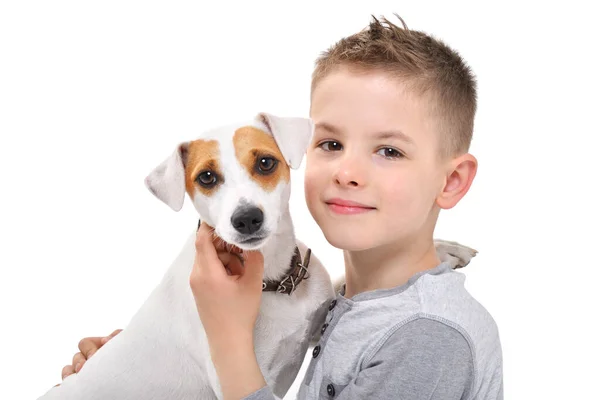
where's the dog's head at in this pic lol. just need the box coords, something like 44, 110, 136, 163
144, 112, 313, 250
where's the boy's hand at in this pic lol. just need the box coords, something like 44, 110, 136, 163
190, 222, 265, 353
57, 329, 122, 384
190, 221, 267, 400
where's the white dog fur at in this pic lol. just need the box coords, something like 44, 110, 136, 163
38, 112, 477, 400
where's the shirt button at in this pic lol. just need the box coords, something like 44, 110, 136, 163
327, 383, 335, 397
328, 299, 337, 311
312, 345, 321, 358
321, 323, 329, 334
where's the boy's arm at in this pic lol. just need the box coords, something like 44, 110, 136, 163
333, 318, 478, 400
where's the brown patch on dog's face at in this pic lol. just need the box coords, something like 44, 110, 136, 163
233, 126, 290, 191
185, 139, 222, 197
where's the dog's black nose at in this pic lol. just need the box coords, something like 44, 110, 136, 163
231, 207, 264, 235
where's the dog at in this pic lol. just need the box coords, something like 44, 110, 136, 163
38, 112, 478, 400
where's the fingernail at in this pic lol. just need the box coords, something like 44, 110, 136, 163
75, 363, 81, 372
101, 337, 108, 344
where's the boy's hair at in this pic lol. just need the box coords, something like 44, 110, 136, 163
311, 14, 477, 158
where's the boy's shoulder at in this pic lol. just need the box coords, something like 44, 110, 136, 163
348, 262, 500, 345
409, 267, 503, 385
372, 266, 503, 399
414, 266, 500, 342
333, 264, 503, 399
348, 263, 501, 360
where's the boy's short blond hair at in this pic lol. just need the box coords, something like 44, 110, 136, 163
311, 14, 477, 159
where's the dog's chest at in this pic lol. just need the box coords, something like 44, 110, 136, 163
252, 294, 313, 397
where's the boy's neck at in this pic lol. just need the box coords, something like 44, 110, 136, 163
342, 236, 441, 299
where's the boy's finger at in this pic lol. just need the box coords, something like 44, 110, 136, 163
228, 255, 244, 275
217, 251, 246, 276
72, 352, 86, 371
213, 236, 229, 251
78, 337, 103, 359
241, 251, 264, 283
101, 329, 123, 344
195, 223, 227, 277
195, 222, 214, 251
216, 252, 234, 275
246, 250, 264, 268
61, 365, 75, 380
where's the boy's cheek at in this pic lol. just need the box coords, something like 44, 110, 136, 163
303, 176, 319, 209
304, 169, 323, 216
304, 158, 322, 194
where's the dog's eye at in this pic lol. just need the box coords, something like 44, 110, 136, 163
196, 171, 218, 187
257, 157, 277, 174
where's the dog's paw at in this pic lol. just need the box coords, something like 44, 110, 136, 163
434, 239, 478, 269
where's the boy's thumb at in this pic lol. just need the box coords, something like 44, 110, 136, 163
242, 251, 264, 281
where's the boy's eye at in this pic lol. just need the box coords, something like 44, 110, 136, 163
377, 147, 404, 159
318, 141, 342, 151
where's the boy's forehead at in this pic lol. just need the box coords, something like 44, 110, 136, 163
311, 67, 420, 103
309, 69, 438, 146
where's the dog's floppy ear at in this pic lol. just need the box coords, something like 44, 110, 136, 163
144, 142, 189, 212
257, 112, 314, 169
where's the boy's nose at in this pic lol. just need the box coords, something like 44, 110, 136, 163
334, 157, 365, 188
335, 173, 359, 187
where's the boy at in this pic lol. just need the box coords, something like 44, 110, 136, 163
61, 15, 503, 399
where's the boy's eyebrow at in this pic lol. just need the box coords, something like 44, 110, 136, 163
315, 122, 340, 134
374, 130, 415, 146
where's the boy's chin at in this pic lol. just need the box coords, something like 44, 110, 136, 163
322, 229, 378, 252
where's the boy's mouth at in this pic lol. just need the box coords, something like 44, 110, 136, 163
325, 198, 376, 215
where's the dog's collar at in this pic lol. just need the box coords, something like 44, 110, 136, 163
262, 246, 311, 295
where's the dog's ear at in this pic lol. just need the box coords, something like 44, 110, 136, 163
257, 112, 314, 169
144, 142, 189, 212
434, 239, 478, 269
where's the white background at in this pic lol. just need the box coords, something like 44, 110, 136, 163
1, 1, 598, 398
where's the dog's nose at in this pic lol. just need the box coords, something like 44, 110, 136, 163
231, 207, 264, 235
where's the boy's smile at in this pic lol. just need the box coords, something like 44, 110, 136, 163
325, 197, 376, 215
305, 67, 448, 252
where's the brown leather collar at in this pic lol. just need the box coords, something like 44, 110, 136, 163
262, 246, 311, 295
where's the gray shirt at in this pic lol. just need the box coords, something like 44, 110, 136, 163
244, 262, 503, 399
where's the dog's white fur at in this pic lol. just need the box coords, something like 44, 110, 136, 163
38, 113, 478, 400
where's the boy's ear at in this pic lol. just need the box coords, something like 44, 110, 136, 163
257, 112, 314, 169
144, 142, 189, 212
436, 153, 478, 210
